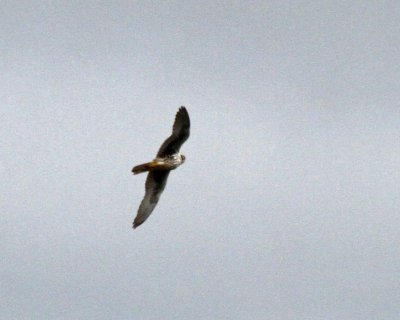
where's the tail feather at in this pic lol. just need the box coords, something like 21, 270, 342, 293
132, 162, 153, 175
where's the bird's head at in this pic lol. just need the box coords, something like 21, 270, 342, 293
180, 154, 186, 163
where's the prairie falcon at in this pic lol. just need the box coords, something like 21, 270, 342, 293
131, 106, 190, 229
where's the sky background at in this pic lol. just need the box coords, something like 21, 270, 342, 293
1, 1, 400, 319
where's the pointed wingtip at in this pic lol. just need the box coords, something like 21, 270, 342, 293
133, 220, 144, 229
178, 106, 189, 119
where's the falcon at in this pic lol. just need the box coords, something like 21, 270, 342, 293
131, 106, 190, 229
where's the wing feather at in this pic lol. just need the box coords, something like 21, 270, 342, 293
157, 106, 190, 157
133, 171, 170, 228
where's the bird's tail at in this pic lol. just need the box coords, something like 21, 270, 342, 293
132, 161, 159, 175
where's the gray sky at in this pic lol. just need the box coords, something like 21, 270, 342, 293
1, 1, 400, 319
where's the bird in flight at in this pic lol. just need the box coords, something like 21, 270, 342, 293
131, 106, 190, 229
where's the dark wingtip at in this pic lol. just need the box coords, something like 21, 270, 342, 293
177, 106, 189, 123
133, 220, 144, 229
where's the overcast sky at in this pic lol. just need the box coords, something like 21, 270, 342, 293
1, 1, 400, 319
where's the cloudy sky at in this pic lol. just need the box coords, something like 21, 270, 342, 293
1, 1, 399, 319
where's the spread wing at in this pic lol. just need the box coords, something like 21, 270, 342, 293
133, 170, 170, 228
157, 106, 190, 157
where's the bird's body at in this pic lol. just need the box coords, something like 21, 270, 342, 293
132, 153, 185, 175
131, 107, 190, 229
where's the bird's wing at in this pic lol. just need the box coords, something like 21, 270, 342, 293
133, 170, 170, 228
157, 106, 190, 157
